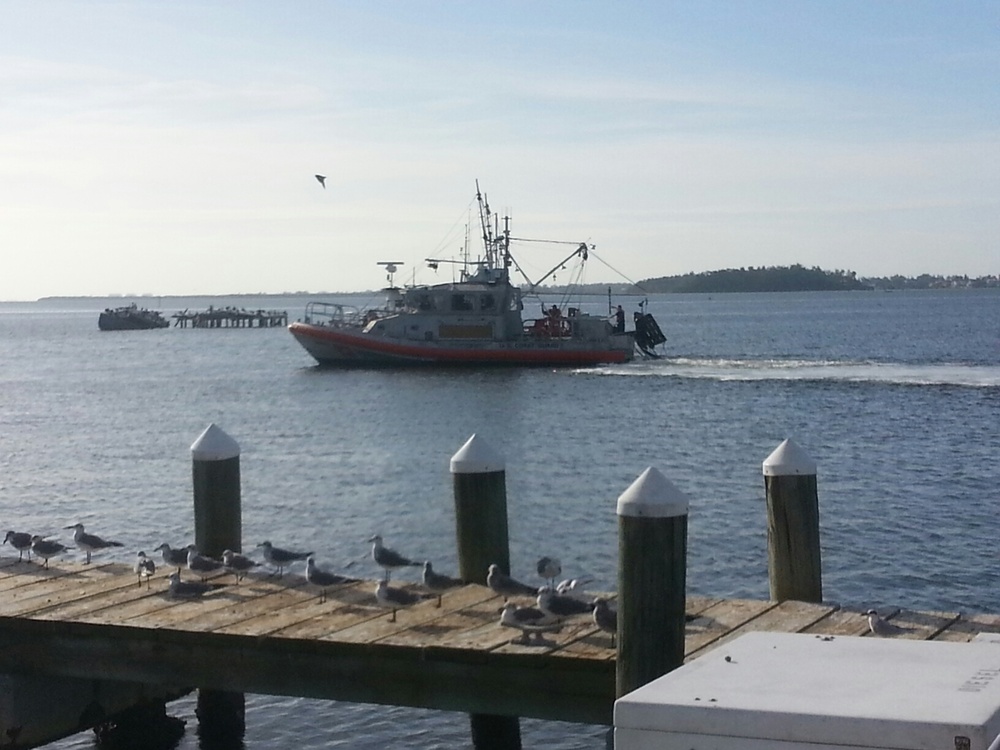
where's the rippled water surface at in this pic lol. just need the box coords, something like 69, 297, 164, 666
0, 289, 997, 748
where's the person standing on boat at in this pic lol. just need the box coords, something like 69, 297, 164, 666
614, 305, 625, 333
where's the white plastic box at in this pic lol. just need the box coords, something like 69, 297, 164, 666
614, 631, 1000, 750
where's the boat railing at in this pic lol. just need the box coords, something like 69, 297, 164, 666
302, 301, 366, 328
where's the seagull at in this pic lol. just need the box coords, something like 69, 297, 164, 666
369, 535, 422, 582
64, 523, 124, 564
555, 577, 594, 601
3, 530, 33, 561
374, 580, 423, 622
499, 602, 562, 645
154, 543, 192, 573
592, 597, 618, 646
537, 586, 595, 620
222, 549, 259, 584
30, 536, 71, 568
186, 548, 224, 580
134, 551, 156, 588
486, 563, 538, 601
167, 571, 224, 600
536, 556, 562, 586
256, 541, 312, 577
315, 174, 326, 189
305, 556, 354, 603
864, 609, 911, 637
421, 561, 463, 607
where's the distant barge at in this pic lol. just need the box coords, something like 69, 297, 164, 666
172, 306, 288, 329
98, 304, 170, 331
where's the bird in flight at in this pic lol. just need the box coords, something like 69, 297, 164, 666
315, 174, 326, 189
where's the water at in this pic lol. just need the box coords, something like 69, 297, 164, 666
0, 289, 998, 748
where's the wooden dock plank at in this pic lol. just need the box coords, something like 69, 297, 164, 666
933, 613, 1000, 642
684, 598, 778, 655
687, 599, 839, 659
373, 587, 505, 647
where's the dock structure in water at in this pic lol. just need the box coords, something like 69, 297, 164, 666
172, 306, 288, 328
0, 558, 998, 731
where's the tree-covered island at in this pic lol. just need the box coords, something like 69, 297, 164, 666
555, 266, 998, 294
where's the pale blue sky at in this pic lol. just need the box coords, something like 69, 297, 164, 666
1, 1, 997, 299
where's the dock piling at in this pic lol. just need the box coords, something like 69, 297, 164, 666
616, 467, 689, 698
763, 439, 822, 603
451, 434, 521, 750
191, 423, 242, 558
190, 423, 245, 741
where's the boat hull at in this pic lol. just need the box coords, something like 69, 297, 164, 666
98, 311, 170, 331
289, 322, 634, 366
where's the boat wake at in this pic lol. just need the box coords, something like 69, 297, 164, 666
582, 358, 1000, 388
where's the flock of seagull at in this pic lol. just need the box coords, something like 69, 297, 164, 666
2, 525, 618, 646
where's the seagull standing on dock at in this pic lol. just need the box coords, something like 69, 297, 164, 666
134, 551, 156, 588
486, 563, 538, 601
256, 541, 312, 578
4, 530, 34, 561
592, 598, 618, 646
499, 602, 562, 645
222, 549, 259, 584
537, 586, 595, 620
167, 571, 223, 600
864, 609, 911, 637
305, 556, 354, 603
536, 556, 562, 587
64, 523, 123, 564
369, 535, 422, 582
374, 580, 424, 622
421, 561, 463, 607
154, 543, 192, 573
186, 548, 224, 580
30, 536, 71, 568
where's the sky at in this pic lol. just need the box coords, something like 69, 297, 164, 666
1, 1, 998, 300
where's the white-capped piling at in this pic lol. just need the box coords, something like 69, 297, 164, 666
763, 438, 822, 603
451, 434, 511, 583
450, 434, 521, 750
190, 423, 245, 741
616, 467, 689, 698
191, 423, 242, 558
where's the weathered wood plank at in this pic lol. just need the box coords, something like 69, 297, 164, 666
933, 613, 1000, 642
687, 600, 838, 658
871, 609, 961, 640
683, 598, 778, 656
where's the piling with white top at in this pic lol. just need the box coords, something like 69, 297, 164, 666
763, 438, 822, 603
451, 434, 511, 584
191, 423, 242, 558
450, 434, 521, 750
616, 467, 690, 698
190, 423, 245, 741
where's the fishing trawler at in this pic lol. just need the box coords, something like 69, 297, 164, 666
288, 185, 665, 366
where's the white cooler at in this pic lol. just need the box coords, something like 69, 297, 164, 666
614, 631, 1000, 750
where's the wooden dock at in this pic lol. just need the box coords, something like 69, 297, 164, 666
172, 307, 288, 328
1, 558, 999, 727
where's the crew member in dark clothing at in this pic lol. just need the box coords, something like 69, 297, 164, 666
614, 305, 625, 333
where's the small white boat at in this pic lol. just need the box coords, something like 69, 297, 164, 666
289, 185, 662, 367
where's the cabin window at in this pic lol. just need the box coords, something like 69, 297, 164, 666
480, 295, 496, 311
415, 294, 434, 311
450, 294, 474, 311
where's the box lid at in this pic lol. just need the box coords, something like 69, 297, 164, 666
615, 631, 1000, 749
